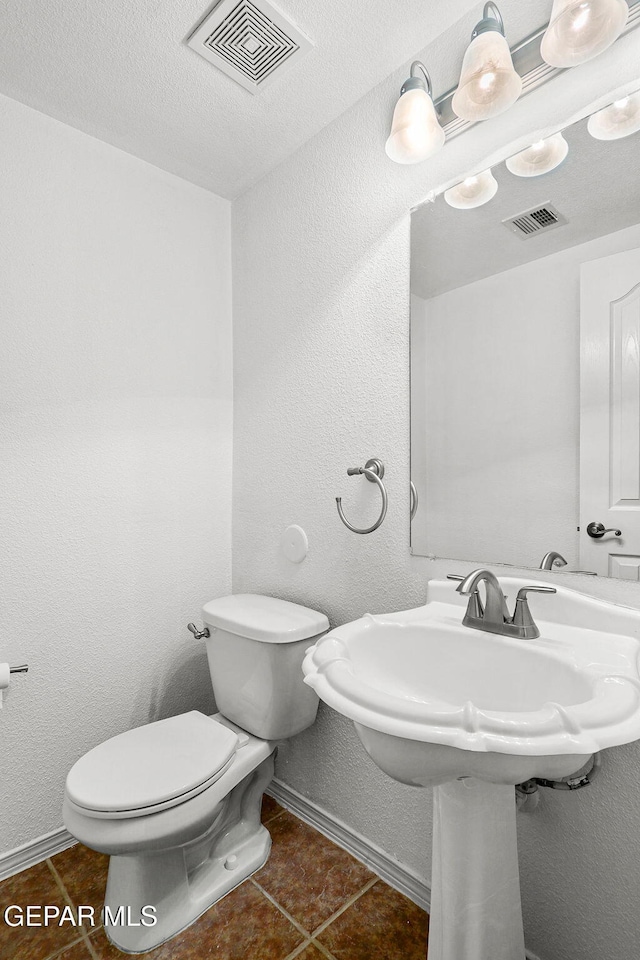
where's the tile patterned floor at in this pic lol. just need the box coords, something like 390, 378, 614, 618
0, 796, 429, 960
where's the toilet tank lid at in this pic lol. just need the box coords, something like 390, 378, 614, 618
202, 594, 329, 643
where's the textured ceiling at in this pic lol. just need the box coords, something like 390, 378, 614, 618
411, 114, 640, 300
0, 0, 485, 199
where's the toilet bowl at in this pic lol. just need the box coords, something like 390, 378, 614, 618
63, 595, 328, 953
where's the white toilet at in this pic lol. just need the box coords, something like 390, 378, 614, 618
63, 594, 329, 953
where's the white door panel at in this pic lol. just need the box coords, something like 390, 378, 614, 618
580, 247, 640, 575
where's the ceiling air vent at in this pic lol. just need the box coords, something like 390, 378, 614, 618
187, 0, 313, 94
502, 203, 568, 240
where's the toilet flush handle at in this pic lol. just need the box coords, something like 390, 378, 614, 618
187, 623, 211, 640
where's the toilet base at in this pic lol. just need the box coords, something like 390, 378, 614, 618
103, 753, 275, 953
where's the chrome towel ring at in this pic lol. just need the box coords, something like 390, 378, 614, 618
336, 458, 388, 535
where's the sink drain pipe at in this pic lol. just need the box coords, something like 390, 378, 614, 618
516, 753, 601, 810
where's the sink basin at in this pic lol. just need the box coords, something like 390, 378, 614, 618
303, 575, 640, 960
302, 576, 640, 785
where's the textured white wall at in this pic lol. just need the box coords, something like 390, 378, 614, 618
232, 13, 640, 960
0, 94, 232, 852
412, 221, 640, 569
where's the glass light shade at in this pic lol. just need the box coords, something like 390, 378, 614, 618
444, 170, 498, 209
587, 92, 640, 140
505, 132, 569, 177
540, 0, 628, 68
452, 30, 522, 122
385, 87, 445, 164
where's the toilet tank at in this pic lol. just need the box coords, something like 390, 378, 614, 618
201, 594, 329, 740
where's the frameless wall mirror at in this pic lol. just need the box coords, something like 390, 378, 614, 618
410, 89, 640, 579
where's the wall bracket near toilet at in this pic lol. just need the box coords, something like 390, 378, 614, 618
0, 663, 28, 709
336, 458, 388, 535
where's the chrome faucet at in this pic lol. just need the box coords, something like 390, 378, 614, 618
540, 551, 567, 571
451, 569, 556, 640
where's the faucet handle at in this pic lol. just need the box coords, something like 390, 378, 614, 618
512, 586, 556, 638
447, 574, 484, 617
515, 585, 557, 601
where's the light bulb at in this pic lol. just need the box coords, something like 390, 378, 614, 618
444, 169, 498, 209
505, 132, 569, 177
540, 0, 628, 68
587, 90, 640, 140
385, 62, 445, 164
452, 4, 522, 122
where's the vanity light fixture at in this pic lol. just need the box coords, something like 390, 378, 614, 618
451, 3, 522, 122
444, 169, 498, 209
540, 0, 628, 67
385, 61, 445, 164
505, 131, 569, 177
587, 90, 640, 139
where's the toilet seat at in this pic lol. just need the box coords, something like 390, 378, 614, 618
65, 711, 239, 819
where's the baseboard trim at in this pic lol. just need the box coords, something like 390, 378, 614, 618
0, 826, 77, 881
267, 779, 543, 960
266, 778, 431, 912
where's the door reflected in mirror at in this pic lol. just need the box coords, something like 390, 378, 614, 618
410, 95, 640, 579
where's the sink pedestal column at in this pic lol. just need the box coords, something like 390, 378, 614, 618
428, 778, 525, 960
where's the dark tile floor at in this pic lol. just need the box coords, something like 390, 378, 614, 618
0, 796, 429, 960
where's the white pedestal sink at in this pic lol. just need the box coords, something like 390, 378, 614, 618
302, 576, 640, 960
